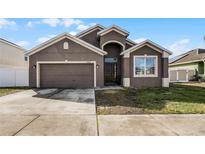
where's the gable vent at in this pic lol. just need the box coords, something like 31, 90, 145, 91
63, 41, 69, 50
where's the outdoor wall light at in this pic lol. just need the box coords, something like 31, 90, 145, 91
96, 64, 100, 69
33, 65, 36, 69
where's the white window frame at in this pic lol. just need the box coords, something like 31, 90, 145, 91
133, 55, 158, 77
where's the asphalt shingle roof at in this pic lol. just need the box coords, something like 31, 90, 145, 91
170, 49, 205, 65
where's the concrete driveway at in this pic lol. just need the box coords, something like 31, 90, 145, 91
1, 89, 205, 136
0, 89, 97, 136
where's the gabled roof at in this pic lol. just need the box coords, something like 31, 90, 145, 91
25, 33, 107, 56
97, 25, 129, 37
169, 48, 205, 66
126, 38, 137, 46
120, 39, 172, 56
169, 53, 189, 64
0, 38, 26, 51
76, 24, 135, 47
76, 24, 105, 38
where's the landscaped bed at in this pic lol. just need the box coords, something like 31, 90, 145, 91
95, 83, 205, 114
0, 87, 29, 97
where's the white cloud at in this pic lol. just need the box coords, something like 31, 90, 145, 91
69, 31, 77, 35
16, 41, 30, 47
26, 18, 83, 28
0, 18, 16, 29
26, 21, 33, 27
41, 18, 61, 27
77, 24, 89, 31
134, 38, 146, 43
76, 23, 96, 31
62, 18, 82, 27
90, 23, 97, 26
36, 34, 57, 43
168, 39, 190, 56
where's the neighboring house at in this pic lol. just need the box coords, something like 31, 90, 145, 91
25, 24, 172, 89
169, 48, 205, 82
0, 38, 28, 87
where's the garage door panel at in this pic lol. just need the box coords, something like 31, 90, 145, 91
40, 64, 94, 88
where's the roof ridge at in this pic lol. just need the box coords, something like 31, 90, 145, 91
170, 48, 200, 63
0, 38, 26, 51
120, 39, 172, 56
76, 24, 105, 37
26, 32, 107, 56
97, 24, 130, 36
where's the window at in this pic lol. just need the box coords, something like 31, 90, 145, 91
104, 58, 117, 63
24, 56, 28, 61
134, 55, 157, 77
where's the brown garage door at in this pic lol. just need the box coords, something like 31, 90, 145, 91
40, 63, 94, 88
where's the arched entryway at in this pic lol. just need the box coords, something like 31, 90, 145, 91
103, 42, 124, 85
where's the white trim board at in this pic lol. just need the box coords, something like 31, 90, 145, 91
133, 55, 158, 78
101, 40, 126, 50
76, 25, 105, 38
162, 78, 169, 87
123, 78, 130, 87
121, 39, 172, 57
26, 33, 107, 56
97, 25, 129, 37
126, 39, 136, 46
36, 61, 97, 88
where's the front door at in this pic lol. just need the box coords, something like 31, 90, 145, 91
104, 58, 119, 85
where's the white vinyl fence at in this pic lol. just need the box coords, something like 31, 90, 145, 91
0, 67, 28, 87
169, 69, 195, 82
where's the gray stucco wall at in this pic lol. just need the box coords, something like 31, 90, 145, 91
162, 58, 169, 78
79, 29, 101, 48
29, 38, 104, 87
100, 31, 126, 48
129, 46, 163, 88
122, 58, 130, 78
125, 43, 133, 50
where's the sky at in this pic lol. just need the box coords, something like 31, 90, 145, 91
1, 18, 205, 57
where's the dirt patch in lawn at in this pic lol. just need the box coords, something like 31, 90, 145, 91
95, 89, 144, 114
0, 87, 29, 97
95, 83, 205, 114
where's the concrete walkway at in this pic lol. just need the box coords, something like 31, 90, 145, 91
0, 90, 205, 136
98, 115, 205, 136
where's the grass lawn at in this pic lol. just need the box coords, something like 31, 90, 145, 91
0, 87, 29, 97
95, 83, 205, 114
